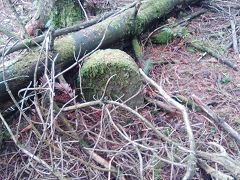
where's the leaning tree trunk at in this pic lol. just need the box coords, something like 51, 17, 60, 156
0, 0, 201, 109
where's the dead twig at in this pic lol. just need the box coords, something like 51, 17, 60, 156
197, 142, 240, 179
0, 112, 66, 180
77, 0, 89, 21
230, 17, 239, 57
192, 94, 240, 144
197, 159, 234, 180
6, 0, 29, 38
139, 69, 196, 180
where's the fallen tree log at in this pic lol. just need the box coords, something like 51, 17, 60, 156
0, 0, 201, 110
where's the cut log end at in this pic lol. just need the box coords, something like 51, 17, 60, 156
78, 49, 143, 108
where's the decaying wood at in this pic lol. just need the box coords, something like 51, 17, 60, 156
0, 0, 202, 110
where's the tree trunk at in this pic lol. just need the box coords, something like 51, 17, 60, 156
25, 0, 82, 35
0, 0, 201, 111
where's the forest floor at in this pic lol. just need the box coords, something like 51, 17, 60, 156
0, 0, 240, 179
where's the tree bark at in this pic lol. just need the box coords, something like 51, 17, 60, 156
0, 0, 201, 110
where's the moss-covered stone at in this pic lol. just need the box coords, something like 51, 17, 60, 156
78, 49, 143, 107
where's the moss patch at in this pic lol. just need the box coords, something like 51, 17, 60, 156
78, 49, 143, 107
50, 0, 82, 29
152, 30, 174, 44
54, 35, 76, 62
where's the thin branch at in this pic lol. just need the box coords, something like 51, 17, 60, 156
230, 17, 239, 57
0, 112, 66, 180
192, 94, 240, 143
197, 159, 234, 180
6, 0, 29, 38
0, 24, 21, 40
77, 0, 89, 21
139, 69, 196, 180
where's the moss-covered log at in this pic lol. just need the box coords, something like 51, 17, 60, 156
0, 0, 201, 110
79, 49, 143, 107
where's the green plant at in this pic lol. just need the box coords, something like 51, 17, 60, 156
209, 127, 215, 136
220, 76, 232, 85
2, 130, 10, 142
151, 157, 164, 180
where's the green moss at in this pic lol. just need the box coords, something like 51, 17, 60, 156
23, 39, 31, 46
132, 37, 142, 59
151, 157, 164, 180
110, 21, 121, 30
78, 49, 143, 107
50, 0, 82, 29
2, 130, 10, 142
186, 47, 196, 54
190, 37, 225, 56
152, 30, 173, 44
54, 35, 75, 61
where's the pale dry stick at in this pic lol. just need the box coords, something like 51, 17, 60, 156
63, 100, 102, 111
108, 156, 115, 180
169, 145, 174, 180
106, 107, 156, 151
0, 76, 28, 85
58, 137, 64, 179
77, 0, 89, 21
151, 151, 187, 168
197, 159, 234, 180
197, 142, 240, 179
139, 69, 196, 180
0, 112, 66, 180
106, 108, 143, 180
49, 54, 58, 138
197, 52, 207, 62
100, 74, 117, 100
192, 94, 240, 143
6, 0, 29, 37
135, 146, 143, 180
230, 17, 239, 57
